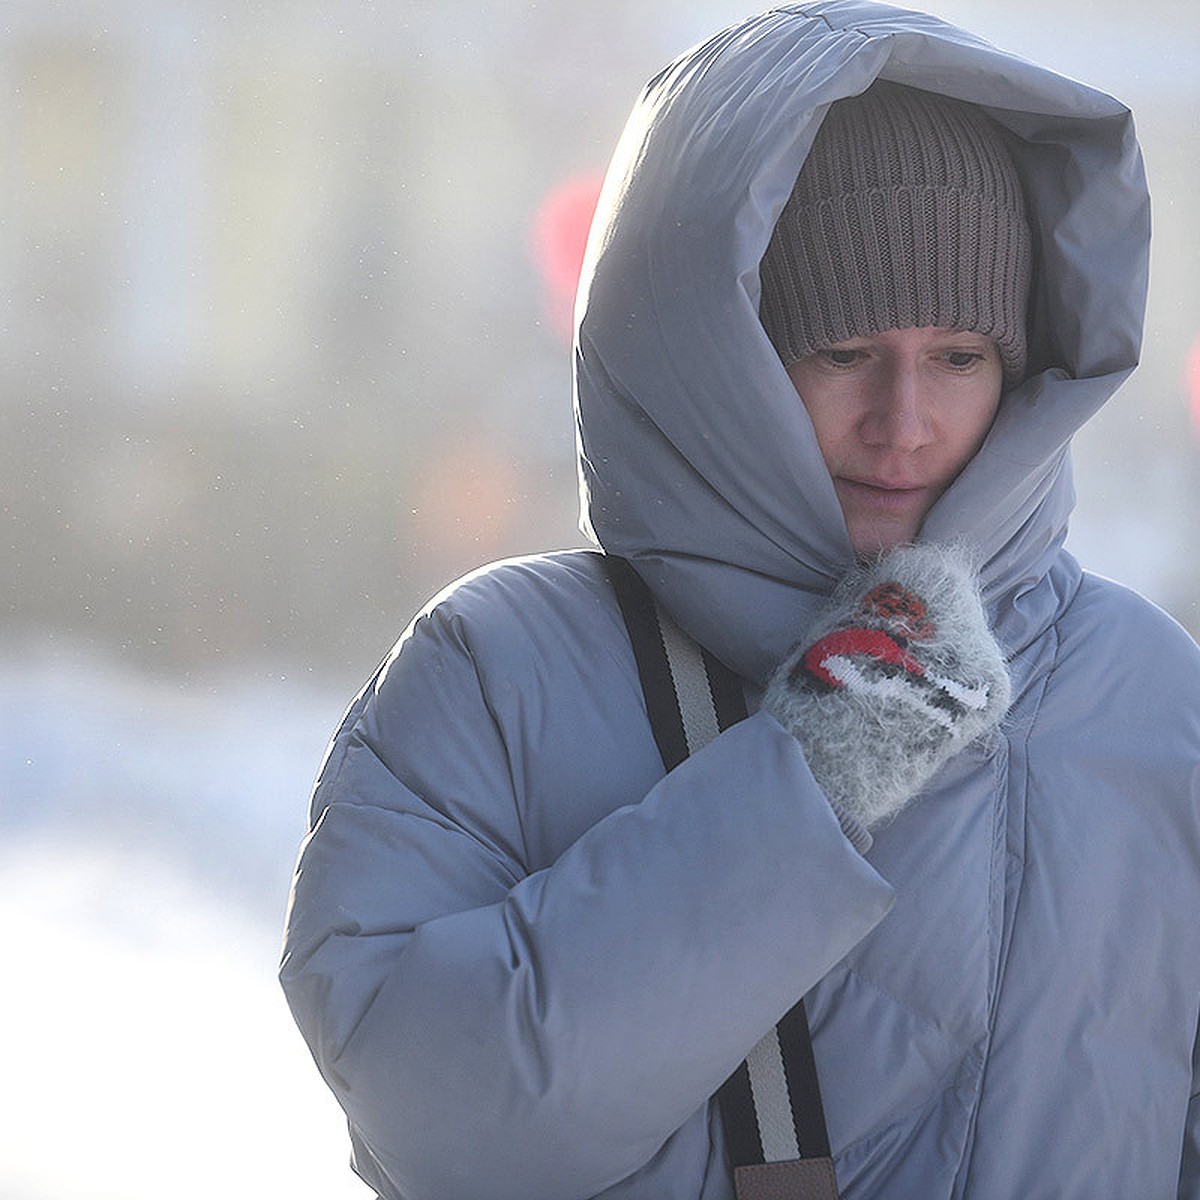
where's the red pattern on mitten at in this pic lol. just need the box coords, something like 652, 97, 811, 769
799, 626, 926, 689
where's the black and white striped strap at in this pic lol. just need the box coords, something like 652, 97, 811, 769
602, 554, 839, 1200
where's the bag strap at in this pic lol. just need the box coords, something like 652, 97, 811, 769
601, 554, 839, 1200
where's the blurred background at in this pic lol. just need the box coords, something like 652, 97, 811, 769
1, 1, 1197, 1196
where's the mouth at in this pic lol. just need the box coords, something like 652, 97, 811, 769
836, 476, 930, 507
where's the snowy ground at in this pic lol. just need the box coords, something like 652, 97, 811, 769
0, 645, 374, 1199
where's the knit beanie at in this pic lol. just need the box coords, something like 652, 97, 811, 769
760, 81, 1032, 388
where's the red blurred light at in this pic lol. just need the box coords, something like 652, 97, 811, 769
1187, 335, 1200, 442
530, 172, 604, 342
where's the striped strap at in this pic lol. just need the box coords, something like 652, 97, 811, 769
601, 555, 838, 1199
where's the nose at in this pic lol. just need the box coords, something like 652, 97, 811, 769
858, 361, 932, 452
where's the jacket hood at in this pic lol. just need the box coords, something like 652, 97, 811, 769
573, 0, 1150, 683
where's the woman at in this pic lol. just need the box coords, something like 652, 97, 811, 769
281, 4, 1200, 1196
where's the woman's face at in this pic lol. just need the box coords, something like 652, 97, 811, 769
786, 325, 1004, 557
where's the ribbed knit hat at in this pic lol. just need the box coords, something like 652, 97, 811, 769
760, 81, 1032, 388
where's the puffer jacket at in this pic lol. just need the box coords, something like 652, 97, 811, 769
281, 4, 1200, 1197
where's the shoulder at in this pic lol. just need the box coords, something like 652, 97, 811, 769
312, 550, 654, 861
1050, 569, 1200, 727
1064, 572, 1200, 663
328, 550, 629, 765
403, 549, 627, 671
370, 549, 646, 737
345, 550, 670, 869
420, 549, 615, 625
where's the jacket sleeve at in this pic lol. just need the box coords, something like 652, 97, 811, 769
279, 584, 894, 1200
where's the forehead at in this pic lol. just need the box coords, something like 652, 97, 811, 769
823, 326, 999, 351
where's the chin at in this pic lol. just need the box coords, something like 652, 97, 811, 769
847, 524, 920, 560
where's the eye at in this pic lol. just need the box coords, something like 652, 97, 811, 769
818, 347, 865, 368
942, 349, 986, 370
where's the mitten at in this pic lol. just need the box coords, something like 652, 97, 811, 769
763, 543, 1011, 842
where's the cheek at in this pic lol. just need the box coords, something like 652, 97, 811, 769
797, 396, 854, 465
787, 363, 854, 450
957, 394, 1003, 456
935, 382, 1002, 469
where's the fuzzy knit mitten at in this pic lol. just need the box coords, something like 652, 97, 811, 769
763, 544, 1011, 845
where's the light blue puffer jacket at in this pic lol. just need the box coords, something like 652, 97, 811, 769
281, 4, 1200, 1197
